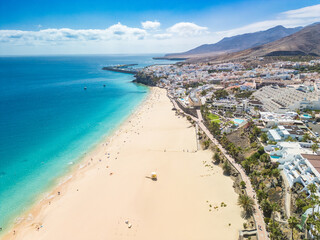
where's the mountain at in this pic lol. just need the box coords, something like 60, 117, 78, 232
164, 25, 302, 59
200, 22, 320, 62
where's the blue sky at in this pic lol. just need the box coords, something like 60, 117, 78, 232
1, 0, 320, 55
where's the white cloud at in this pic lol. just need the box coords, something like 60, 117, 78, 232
283, 4, 320, 19
217, 4, 320, 37
0, 23, 147, 43
167, 22, 208, 36
141, 20, 161, 30
0, 21, 210, 48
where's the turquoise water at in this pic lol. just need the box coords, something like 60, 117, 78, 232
233, 119, 244, 125
302, 114, 312, 119
270, 155, 281, 159
0, 55, 175, 232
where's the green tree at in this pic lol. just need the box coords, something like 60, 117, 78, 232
308, 183, 318, 215
270, 202, 280, 222
260, 153, 270, 163
286, 136, 296, 142
261, 132, 268, 143
295, 198, 308, 213
213, 152, 221, 164
200, 90, 207, 96
302, 133, 310, 142
268, 219, 285, 240
240, 181, 246, 189
214, 89, 229, 99
306, 212, 320, 239
238, 194, 255, 218
222, 161, 231, 175
252, 125, 261, 137
311, 143, 319, 154
307, 183, 317, 194
261, 199, 273, 218
203, 140, 210, 150
241, 160, 251, 174
256, 189, 268, 202
271, 168, 281, 178
288, 216, 299, 240
209, 121, 221, 136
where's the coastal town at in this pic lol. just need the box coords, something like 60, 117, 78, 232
135, 57, 320, 239
3, 1, 320, 240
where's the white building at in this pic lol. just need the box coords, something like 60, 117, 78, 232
265, 142, 320, 198
267, 125, 305, 142
253, 84, 320, 113
260, 112, 298, 127
278, 153, 320, 197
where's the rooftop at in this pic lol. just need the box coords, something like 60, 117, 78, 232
301, 154, 320, 174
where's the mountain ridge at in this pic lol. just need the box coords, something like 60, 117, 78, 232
196, 22, 320, 63
164, 25, 302, 59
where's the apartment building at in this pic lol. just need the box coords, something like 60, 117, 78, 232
253, 84, 319, 113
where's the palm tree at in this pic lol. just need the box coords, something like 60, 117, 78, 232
311, 143, 319, 154
238, 194, 255, 218
222, 161, 231, 175
213, 152, 221, 164
268, 219, 284, 240
308, 183, 317, 195
288, 216, 299, 240
268, 202, 281, 239
308, 183, 318, 215
271, 168, 281, 179
203, 140, 210, 149
270, 202, 280, 221
261, 132, 268, 143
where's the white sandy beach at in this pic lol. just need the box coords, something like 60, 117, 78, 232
4, 88, 244, 240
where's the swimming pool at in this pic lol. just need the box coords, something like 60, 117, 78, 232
302, 114, 312, 119
233, 119, 245, 125
270, 155, 281, 159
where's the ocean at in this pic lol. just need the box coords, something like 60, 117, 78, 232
0, 55, 174, 232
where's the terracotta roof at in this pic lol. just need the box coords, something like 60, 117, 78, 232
301, 154, 320, 174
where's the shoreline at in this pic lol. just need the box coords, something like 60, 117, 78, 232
3, 87, 244, 240
1, 87, 152, 239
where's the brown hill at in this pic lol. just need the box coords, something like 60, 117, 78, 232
196, 22, 320, 63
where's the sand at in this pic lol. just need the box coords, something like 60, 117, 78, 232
3, 88, 244, 240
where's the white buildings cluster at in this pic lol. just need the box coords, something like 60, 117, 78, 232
265, 142, 320, 197
253, 84, 320, 113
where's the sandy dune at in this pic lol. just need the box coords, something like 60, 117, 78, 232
4, 88, 244, 240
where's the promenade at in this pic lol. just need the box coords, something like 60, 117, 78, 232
170, 95, 269, 240
196, 109, 269, 240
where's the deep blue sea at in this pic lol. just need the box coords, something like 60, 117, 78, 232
0, 55, 174, 232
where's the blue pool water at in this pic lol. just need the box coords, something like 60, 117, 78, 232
270, 155, 281, 159
302, 114, 312, 119
233, 119, 244, 125
0, 55, 176, 232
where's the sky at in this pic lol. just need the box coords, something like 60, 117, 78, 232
0, 0, 320, 55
